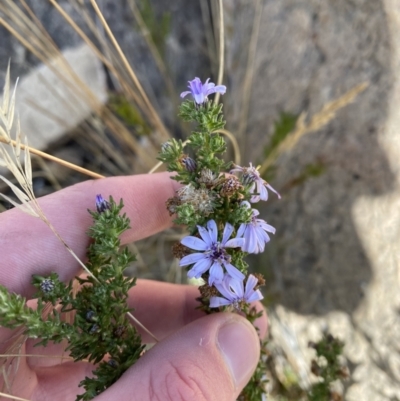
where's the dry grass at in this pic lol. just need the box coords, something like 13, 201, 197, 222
259, 81, 369, 175
0, 65, 159, 394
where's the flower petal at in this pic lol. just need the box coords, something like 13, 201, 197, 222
207, 220, 218, 243
214, 276, 235, 300
266, 182, 281, 199
179, 253, 206, 267
250, 194, 260, 203
214, 85, 227, 94
222, 222, 234, 245
225, 237, 245, 249
243, 227, 257, 253
209, 262, 224, 285
237, 223, 245, 238
194, 93, 205, 104
187, 258, 212, 278
246, 289, 264, 303
258, 183, 269, 201
257, 220, 276, 234
181, 236, 208, 251
224, 263, 245, 281
244, 275, 258, 298
197, 224, 212, 246
210, 296, 231, 308
228, 278, 244, 298
189, 77, 202, 94
180, 90, 192, 99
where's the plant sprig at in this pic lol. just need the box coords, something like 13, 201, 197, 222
0, 196, 144, 401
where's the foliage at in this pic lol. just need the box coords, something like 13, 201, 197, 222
108, 93, 151, 135
139, 0, 171, 57
308, 333, 348, 401
261, 112, 298, 182
240, 339, 269, 401
263, 112, 298, 159
0, 197, 143, 401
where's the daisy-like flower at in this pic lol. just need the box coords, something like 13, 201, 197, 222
237, 202, 276, 254
180, 77, 227, 104
230, 162, 281, 203
210, 274, 264, 308
179, 220, 245, 285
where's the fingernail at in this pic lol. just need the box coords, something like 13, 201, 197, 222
217, 318, 260, 388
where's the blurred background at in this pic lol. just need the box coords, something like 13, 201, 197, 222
1, 0, 400, 399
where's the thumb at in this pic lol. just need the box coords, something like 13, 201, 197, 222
98, 313, 261, 401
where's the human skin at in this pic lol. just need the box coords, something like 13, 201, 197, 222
0, 172, 268, 401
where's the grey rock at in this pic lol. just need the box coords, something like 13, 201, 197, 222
222, 0, 400, 399
14, 43, 107, 150
224, 0, 394, 315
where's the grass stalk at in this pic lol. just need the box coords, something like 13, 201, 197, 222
259, 82, 369, 175
89, 0, 170, 142
214, 0, 225, 105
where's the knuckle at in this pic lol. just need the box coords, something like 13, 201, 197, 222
148, 360, 211, 401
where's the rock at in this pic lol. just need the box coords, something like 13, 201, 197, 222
13, 43, 107, 150
223, 0, 400, 399
224, 0, 394, 315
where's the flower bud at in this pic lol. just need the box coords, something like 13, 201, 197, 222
96, 194, 110, 213
161, 141, 172, 153
85, 310, 96, 322
220, 176, 243, 197
108, 359, 118, 368
180, 155, 197, 172
40, 278, 55, 294
89, 324, 100, 334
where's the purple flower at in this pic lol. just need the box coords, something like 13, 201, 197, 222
230, 162, 281, 203
179, 220, 245, 285
95, 194, 110, 213
237, 202, 276, 254
210, 274, 264, 308
180, 77, 227, 104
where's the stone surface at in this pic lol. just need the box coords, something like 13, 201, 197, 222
224, 0, 394, 316
224, 0, 400, 399
13, 43, 107, 150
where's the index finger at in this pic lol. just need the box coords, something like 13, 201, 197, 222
0, 172, 179, 297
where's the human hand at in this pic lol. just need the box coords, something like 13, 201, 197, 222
0, 172, 267, 401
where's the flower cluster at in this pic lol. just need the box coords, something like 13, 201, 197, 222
163, 77, 280, 312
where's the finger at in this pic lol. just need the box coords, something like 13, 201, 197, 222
96, 313, 261, 401
31, 361, 94, 400
24, 280, 268, 368
0, 173, 179, 297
